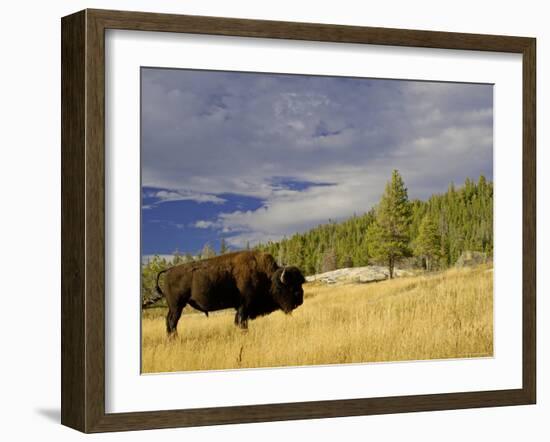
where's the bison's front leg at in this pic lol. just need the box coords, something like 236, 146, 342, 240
234, 305, 249, 330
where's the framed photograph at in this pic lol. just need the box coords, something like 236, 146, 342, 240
61, 9, 536, 433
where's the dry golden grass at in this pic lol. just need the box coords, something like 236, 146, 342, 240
141, 265, 493, 373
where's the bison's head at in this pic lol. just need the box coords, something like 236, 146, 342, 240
271, 266, 306, 314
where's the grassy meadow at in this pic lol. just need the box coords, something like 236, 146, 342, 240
141, 264, 493, 373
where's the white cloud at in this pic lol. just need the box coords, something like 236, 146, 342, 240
141, 69, 493, 247
194, 220, 218, 229
153, 190, 226, 205
206, 123, 492, 248
209, 167, 385, 246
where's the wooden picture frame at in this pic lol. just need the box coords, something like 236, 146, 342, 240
61, 8, 536, 433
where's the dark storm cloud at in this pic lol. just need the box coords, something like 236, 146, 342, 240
141, 68, 492, 247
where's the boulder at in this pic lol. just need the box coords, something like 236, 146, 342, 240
455, 251, 488, 268
305, 265, 412, 285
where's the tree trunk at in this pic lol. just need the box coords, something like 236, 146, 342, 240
388, 256, 394, 279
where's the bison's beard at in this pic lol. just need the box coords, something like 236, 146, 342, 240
274, 298, 295, 315
281, 300, 303, 315
271, 291, 303, 315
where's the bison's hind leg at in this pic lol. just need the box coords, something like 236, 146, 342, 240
166, 303, 184, 337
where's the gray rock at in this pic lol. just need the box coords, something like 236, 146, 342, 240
305, 265, 412, 285
455, 251, 488, 268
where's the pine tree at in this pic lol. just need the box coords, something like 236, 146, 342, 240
219, 238, 229, 255
200, 243, 216, 260
141, 255, 168, 306
276, 240, 287, 266
414, 214, 441, 271
321, 248, 338, 272
172, 248, 184, 265
368, 170, 412, 278
342, 255, 353, 268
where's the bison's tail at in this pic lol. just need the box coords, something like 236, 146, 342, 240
142, 269, 169, 309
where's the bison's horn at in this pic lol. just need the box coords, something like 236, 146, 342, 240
280, 267, 286, 284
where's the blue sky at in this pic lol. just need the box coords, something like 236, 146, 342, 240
141, 68, 493, 256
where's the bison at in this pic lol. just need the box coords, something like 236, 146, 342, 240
145, 251, 305, 336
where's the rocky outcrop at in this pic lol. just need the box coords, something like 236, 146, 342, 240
305, 266, 413, 285
455, 251, 489, 268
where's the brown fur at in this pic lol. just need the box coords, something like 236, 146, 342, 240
157, 251, 305, 335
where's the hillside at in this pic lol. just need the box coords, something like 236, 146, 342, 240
257, 175, 492, 275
